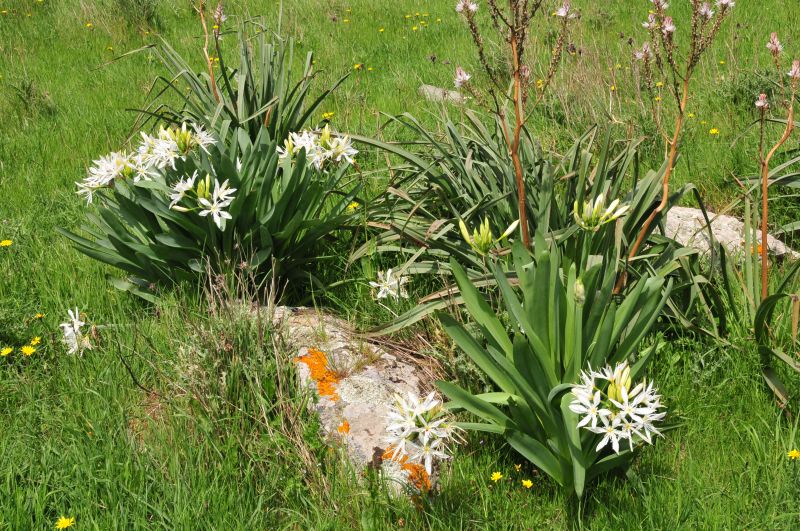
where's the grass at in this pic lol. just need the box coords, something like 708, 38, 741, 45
3, 0, 800, 528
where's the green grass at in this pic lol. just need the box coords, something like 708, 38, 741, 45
3, 0, 800, 528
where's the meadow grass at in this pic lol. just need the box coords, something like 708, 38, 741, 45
3, 0, 800, 528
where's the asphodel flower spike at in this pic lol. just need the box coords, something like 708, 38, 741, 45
573, 194, 630, 231
458, 217, 520, 256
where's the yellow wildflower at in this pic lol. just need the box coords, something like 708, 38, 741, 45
21, 346, 35, 356
709, 128, 720, 135
30, 337, 41, 346
347, 201, 360, 212
1, 347, 11, 357
655, 96, 662, 102
522, 479, 533, 489
34, 313, 45, 319
687, 113, 696, 118
55, 516, 76, 529
379, 28, 385, 32
0, 239, 12, 247
788, 449, 800, 460
412, 26, 418, 31
354, 63, 363, 70
610, 85, 616, 92
343, 19, 350, 23
490, 471, 503, 482
85, 22, 93, 28
367, 67, 374, 71
322, 112, 334, 121
514, 464, 521, 472
655, 81, 664, 87
719, 60, 726, 65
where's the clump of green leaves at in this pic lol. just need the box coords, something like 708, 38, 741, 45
438, 239, 670, 497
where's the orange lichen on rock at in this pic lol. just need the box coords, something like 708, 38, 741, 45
294, 347, 340, 401
382, 446, 431, 493
338, 420, 350, 434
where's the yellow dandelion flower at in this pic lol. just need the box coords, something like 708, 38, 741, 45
367, 66, 374, 71
106, 46, 114, 52
655, 81, 664, 87
436, 18, 442, 22
0, 239, 12, 247
322, 112, 334, 121
21, 345, 35, 356
212, 24, 219, 30
514, 464, 521, 472
85, 22, 93, 28
522, 479, 533, 488
687, 113, 696, 118
343, 19, 350, 23
490, 471, 503, 482
55, 516, 76, 529
719, 60, 726, 65
405, 14, 411, 19
30, 337, 41, 346
347, 201, 360, 212
788, 449, 800, 460
615, 63, 622, 69
354, 63, 363, 71
1, 347, 11, 357
412, 26, 418, 31
379, 27, 385, 32
34, 313, 45, 319
610, 85, 616, 91
655, 96, 662, 102
709, 128, 720, 135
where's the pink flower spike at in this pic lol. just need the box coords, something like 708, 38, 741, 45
755, 93, 769, 110
698, 2, 714, 19
715, 0, 734, 9
454, 66, 472, 89
662, 16, 676, 35
767, 33, 783, 55
789, 60, 800, 80
642, 14, 657, 30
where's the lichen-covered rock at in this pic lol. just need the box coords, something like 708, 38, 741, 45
272, 306, 434, 494
663, 206, 798, 259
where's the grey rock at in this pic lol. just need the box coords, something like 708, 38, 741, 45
663, 206, 799, 259
418, 84, 466, 104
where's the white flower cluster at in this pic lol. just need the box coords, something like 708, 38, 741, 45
169, 172, 237, 230
570, 362, 665, 454
77, 123, 215, 204
385, 392, 462, 475
573, 194, 630, 232
277, 125, 358, 170
60, 307, 92, 355
369, 268, 409, 300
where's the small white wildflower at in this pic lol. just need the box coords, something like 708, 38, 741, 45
698, 2, 714, 20
455, 0, 478, 13
60, 307, 91, 355
789, 60, 800, 80
662, 16, 676, 35
369, 268, 409, 300
755, 93, 769, 110
198, 197, 232, 229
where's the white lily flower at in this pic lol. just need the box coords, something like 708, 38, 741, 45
198, 197, 232, 229
369, 268, 409, 300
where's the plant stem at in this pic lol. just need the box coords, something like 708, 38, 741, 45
510, 33, 530, 248
615, 77, 690, 294
760, 104, 795, 301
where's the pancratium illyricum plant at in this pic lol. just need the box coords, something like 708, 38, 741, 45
60, 307, 92, 355
385, 391, 462, 475
455, 0, 578, 248
277, 124, 358, 170
573, 194, 630, 232
622, 0, 733, 292
570, 362, 665, 453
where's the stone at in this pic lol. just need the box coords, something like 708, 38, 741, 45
662, 206, 799, 259
418, 84, 466, 104
272, 306, 434, 494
